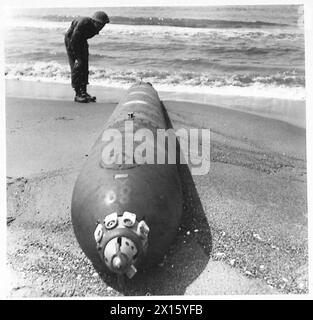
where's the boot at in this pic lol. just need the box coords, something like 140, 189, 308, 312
74, 87, 89, 103
82, 85, 96, 102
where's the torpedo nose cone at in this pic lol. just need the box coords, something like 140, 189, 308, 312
103, 236, 139, 277
112, 254, 127, 271
92, 212, 150, 279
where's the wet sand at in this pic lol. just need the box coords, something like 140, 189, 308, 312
5, 80, 307, 297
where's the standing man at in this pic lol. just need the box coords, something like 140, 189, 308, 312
65, 11, 110, 103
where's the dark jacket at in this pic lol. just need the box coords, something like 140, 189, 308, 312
65, 17, 99, 58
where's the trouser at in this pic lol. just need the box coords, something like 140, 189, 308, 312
64, 37, 89, 90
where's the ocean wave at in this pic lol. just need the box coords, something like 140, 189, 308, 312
6, 19, 302, 46
113, 16, 290, 29
4, 61, 305, 100
5, 16, 303, 41
16, 14, 290, 29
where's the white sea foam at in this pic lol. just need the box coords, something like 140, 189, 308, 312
5, 67, 305, 101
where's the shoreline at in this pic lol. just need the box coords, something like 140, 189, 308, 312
5, 79, 306, 129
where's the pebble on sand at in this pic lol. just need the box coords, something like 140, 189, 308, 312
253, 233, 263, 241
230, 259, 236, 266
216, 252, 225, 258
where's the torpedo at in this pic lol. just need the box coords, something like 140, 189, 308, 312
71, 82, 183, 281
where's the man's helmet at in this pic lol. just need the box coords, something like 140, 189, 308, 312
91, 11, 110, 25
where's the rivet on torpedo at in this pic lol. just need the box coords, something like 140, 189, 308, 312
104, 190, 117, 205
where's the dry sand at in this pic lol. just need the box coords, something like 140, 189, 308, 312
5, 80, 307, 297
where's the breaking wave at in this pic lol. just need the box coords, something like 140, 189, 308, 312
4, 61, 305, 100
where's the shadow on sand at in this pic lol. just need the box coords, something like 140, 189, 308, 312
99, 101, 212, 295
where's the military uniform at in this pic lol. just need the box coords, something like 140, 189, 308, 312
64, 17, 100, 91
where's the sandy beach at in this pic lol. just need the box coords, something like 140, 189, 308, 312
6, 79, 307, 297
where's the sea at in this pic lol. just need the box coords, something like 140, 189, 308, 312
4, 5, 305, 101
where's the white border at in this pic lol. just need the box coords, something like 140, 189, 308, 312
1, 0, 311, 8
0, 0, 312, 300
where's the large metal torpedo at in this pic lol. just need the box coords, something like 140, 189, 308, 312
71, 82, 183, 281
